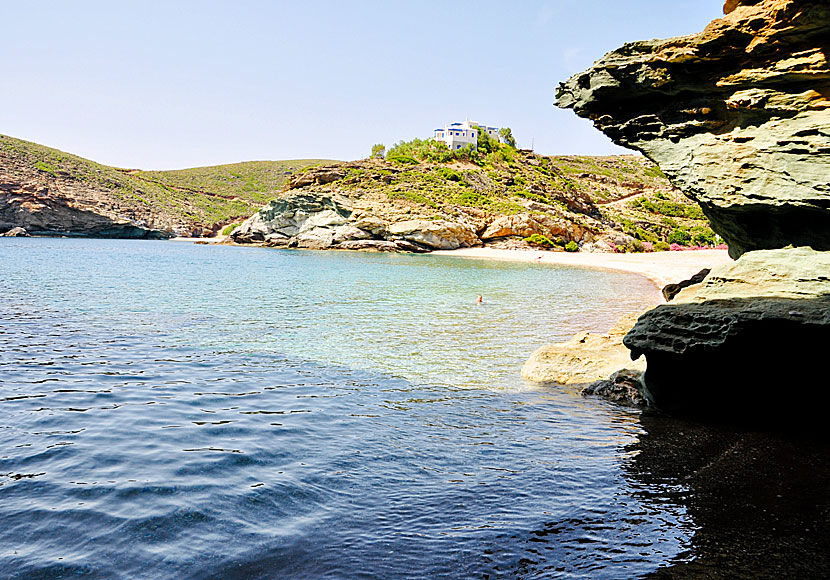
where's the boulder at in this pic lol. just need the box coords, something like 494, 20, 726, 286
581, 369, 646, 408
556, 0, 830, 258
479, 213, 585, 242
387, 219, 478, 250
1, 227, 30, 237
231, 191, 353, 244
623, 247, 830, 421
522, 312, 646, 385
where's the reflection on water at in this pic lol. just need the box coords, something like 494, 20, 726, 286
624, 414, 830, 579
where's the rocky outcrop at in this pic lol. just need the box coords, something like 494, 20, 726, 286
230, 189, 479, 251
0, 183, 170, 239
556, 0, 830, 258
581, 369, 645, 408
0, 226, 29, 237
522, 312, 646, 385
623, 247, 830, 420
479, 213, 586, 243
387, 219, 478, 250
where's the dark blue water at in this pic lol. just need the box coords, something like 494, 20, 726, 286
0, 239, 692, 579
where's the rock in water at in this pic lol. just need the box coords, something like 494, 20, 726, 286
1, 226, 30, 237
623, 247, 830, 421
522, 312, 646, 385
581, 369, 646, 408
556, 0, 830, 259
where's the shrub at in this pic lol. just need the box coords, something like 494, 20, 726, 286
370, 144, 386, 159
34, 161, 57, 176
435, 167, 463, 182
524, 233, 554, 247
667, 227, 692, 246
221, 223, 240, 236
690, 225, 717, 246
565, 241, 579, 252
654, 241, 670, 251
387, 154, 418, 165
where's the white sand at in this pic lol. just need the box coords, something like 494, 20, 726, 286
431, 247, 732, 291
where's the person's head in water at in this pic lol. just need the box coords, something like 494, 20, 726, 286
476, 295, 483, 303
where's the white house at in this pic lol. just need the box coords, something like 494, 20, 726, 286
433, 120, 500, 150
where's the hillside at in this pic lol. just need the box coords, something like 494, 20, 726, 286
0, 134, 331, 237
229, 138, 719, 253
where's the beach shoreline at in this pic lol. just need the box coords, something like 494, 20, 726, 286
431, 247, 732, 293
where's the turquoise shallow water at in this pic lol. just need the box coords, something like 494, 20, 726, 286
0, 238, 696, 579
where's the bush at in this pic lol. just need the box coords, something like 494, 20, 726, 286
690, 225, 717, 246
564, 241, 579, 252
654, 241, 670, 251
370, 144, 386, 159
435, 167, 463, 182
221, 223, 240, 236
667, 227, 692, 246
524, 233, 554, 247
387, 154, 418, 165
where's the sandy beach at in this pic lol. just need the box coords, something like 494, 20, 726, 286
431, 247, 732, 292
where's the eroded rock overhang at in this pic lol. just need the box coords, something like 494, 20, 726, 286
556, 0, 830, 258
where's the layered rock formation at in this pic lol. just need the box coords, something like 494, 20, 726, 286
556, 0, 830, 258
0, 181, 170, 239
624, 247, 830, 420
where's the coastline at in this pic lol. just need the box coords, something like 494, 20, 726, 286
430, 247, 732, 292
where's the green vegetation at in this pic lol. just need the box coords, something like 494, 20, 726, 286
370, 144, 385, 159
565, 241, 579, 252
0, 133, 332, 229
668, 225, 719, 247
524, 233, 555, 247
499, 128, 516, 148
629, 197, 705, 219
221, 223, 240, 236
34, 160, 57, 176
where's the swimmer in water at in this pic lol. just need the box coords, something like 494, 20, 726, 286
476, 295, 483, 303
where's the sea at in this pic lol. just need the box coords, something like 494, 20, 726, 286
0, 238, 723, 578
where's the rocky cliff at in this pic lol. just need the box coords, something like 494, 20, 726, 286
0, 134, 328, 238
556, 0, 830, 259
550, 0, 830, 422
229, 151, 706, 252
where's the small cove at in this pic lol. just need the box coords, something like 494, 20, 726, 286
1, 238, 695, 579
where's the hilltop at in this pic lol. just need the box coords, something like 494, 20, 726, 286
1, 132, 718, 250
229, 136, 719, 253
0, 134, 331, 237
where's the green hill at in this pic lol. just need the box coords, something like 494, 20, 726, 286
0, 134, 332, 237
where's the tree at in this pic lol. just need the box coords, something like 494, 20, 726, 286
476, 127, 496, 154
370, 144, 386, 159
499, 127, 516, 148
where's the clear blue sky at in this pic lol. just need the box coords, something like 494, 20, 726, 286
1, 1, 724, 169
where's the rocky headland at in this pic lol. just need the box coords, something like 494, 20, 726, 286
227, 150, 709, 253
550, 0, 830, 423
0, 134, 329, 238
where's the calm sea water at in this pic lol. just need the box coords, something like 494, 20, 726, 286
0, 238, 698, 579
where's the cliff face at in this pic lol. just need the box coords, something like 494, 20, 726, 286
556, 0, 830, 258
0, 134, 327, 238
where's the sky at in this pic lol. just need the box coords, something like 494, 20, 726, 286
1, 0, 724, 169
